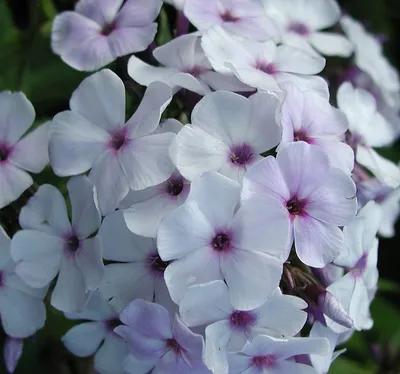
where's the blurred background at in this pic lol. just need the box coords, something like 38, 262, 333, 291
0, 0, 400, 373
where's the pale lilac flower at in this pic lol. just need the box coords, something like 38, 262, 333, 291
262, 0, 353, 57
0, 227, 46, 338
0, 92, 49, 209
49, 69, 175, 215
157, 171, 291, 310
4, 337, 23, 373
201, 25, 328, 95
328, 202, 382, 332
228, 334, 330, 374
180, 281, 307, 374
98, 211, 176, 313
51, 0, 162, 71
184, 0, 279, 40
121, 119, 190, 238
357, 178, 400, 238
341, 15, 400, 109
128, 34, 250, 96
337, 82, 400, 188
309, 322, 346, 374
11, 176, 103, 313
242, 141, 357, 268
63, 292, 128, 374
115, 299, 211, 374
279, 83, 354, 174
172, 90, 281, 183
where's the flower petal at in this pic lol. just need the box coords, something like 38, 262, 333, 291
49, 110, 108, 176
70, 69, 126, 132
0, 92, 34, 145
0, 163, 32, 209
221, 249, 283, 310
310, 32, 354, 57
294, 216, 344, 268
94, 333, 128, 374
9, 122, 49, 173
62, 322, 106, 357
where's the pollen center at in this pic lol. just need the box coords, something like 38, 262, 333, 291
220, 10, 240, 23
148, 253, 170, 274
166, 178, 184, 196
255, 61, 278, 76
288, 22, 310, 36
212, 233, 231, 252
166, 338, 181, 353
230, 144, 254, 166
0, 144, 10, 162
65, 234, 80, 253
109, 130, 126, 151
252, 355, 277, 369
101, 20, 117, 36
230, 310, 256, 330
286, 197, 306, 215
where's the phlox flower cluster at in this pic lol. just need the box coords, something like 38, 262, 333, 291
0, 0, 399, 373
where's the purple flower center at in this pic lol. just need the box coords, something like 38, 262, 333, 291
293, 130, 311, 143
229, 310, 256, 330
166, 338, 182, 354
255, 61, 278, 76
101, 20, 117, 36
286, 197, 306, 216
230, 144, 254, 166
166, 177, 184, 196
183, 65, 203, 78
0, 144, 11, 162
105, 318, 120, 332
288, 22, 311, 36
345, 131, 364, 149
212, 233, 231, 252
65, 234, 80, 253
252, 355, 277, 369
109, 129, 127, 151
220, 10, 240, 23
148, 253, 170, 274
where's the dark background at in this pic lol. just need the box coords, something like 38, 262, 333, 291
1, 0, 400, 373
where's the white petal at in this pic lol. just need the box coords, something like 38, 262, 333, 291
157, 201, 214, 261
274, 45, 325, 74
356, 147, 400, 188
125, 82, 172, 138
310, 32, 354, 57
94, 333, 128, 374
294, 217, 344, 268
98, 211, 154, 262
179, 280, 232, 327
62, 322, 106, 357
70, 69, 125, 132
221, 249, 283, 310
19, 184, 71, 235
187, 171, 241, 228
49, 110, 108, 176
11, 230, 63, 288
164, 248, 222, 304
75, 237, 104, 291
231, 196, 291, 260
173, 123, 229, 181
201, 25, 254, 75
68, 176, 101, 239
314, 139, 354, 175
89, 150, 129, 215
0, 92, 35, 145
51, 256, 90, 313
9, 122, 49, 173
0, 164, 32, 209
119, 133, 175, 191
0, 287, 46, 338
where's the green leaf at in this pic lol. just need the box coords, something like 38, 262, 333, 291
370, 297, 400, 342
330, 357, 374, 374
156, 8, 172, 46
378, 278, 400, 293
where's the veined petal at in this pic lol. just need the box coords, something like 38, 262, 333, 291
69, 69, 126, 131
49, 110, 108, 176
0, 163, 32, 209
294, 216, 344, 268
